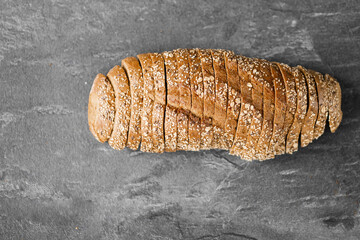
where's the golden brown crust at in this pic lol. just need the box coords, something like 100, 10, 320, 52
121, 56, 143, 150
285, 67, 307, 154
268, 63, 286, 156
88, 73, 115, 143
310, 70, 328, 139
256, 60, 275, 160
223, 51, 241, 149
107, 66, 131, 150
150, 53, 166, 153
298, 66, 318, 147
137, 53, 154, 152
230, 56, 254, 159
325, 74, 342, 133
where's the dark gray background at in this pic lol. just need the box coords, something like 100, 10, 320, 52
1, 0, 360, 239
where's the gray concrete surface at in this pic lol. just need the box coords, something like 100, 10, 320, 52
1, 0, 360, 239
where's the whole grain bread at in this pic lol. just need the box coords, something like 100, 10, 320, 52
89, 48, 342, 161
198, 49, 215, 149
150, 53, 166, 153
211, 49, 228, 149
162, 51, 178, 151
223, 51, 241, 149
285, 67, 307, 154
137, 53, 154, 152
298, 66, 318, 147
309, 70, 328, 139
121, 56, 144, 150
230, 56, 254, 158
268, 63, 286, 156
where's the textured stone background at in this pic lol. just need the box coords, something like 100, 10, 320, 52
1, 0, 360, 239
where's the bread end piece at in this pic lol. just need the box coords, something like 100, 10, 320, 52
88, 73, 115, 143
325, 74, 343, 133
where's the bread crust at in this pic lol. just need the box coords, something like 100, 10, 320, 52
121, 57, 144, 150
107, 66, 131, 150
137, 53, 154, 152
150, 53, 166, 153
163, 51, 179, 152
310, 70, 328, 139
285, 67, 307, 154
298, 66, 318, 147
88, 73, 115, 143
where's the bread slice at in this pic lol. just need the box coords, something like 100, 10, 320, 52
285, 67, 307, 154
223, 51, 241, 149
211, 49, 228, 127
298, 66, 318, 147
268, 63, 286, 156
325, 74, 342, 133
188, 49, 203, 151
162, 51, 178, 151
211, 49, 228, 149
150, 53, 166, 153
255, 60, 275, 160
309, 70, 328, 139
88, 73, 115, 143
240, 58, 264, 160
230, 56, 255, 159
198, 49, 215, 149
107, 66, 131, 150
121, 57, 143, 150
174, 49, 190, 151
275, 62, 296, 154
137, 53, 154, 152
